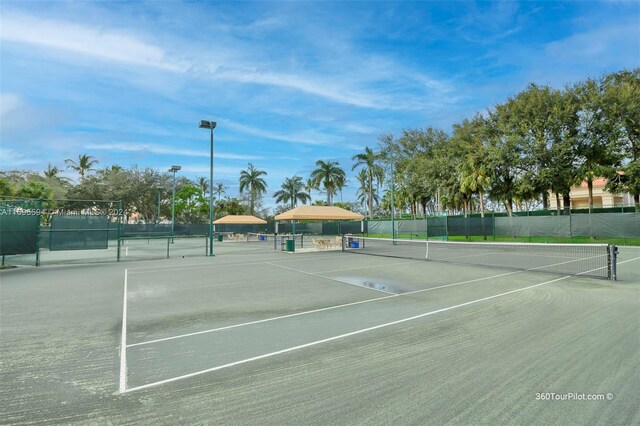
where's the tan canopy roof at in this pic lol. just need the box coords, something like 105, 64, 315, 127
274, 205, 364, 221
213, 215, 267, 225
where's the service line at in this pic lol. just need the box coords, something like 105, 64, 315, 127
123, 275, 571, 393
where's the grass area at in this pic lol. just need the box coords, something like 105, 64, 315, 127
365, 233, 640, 246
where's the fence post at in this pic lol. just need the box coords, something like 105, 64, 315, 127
35, 199, 42, 266
569, 211, 573, 243
117, 200, 122, 262
492, 211, 496, 241
445, 215, 449, 241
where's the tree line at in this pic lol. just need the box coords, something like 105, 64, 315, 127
0, 154, 373, 222
1, 68, 637, 221
381, 68, 639, 217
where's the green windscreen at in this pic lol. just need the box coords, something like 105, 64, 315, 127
0, 215, 40, 255
50, 215, 110, 251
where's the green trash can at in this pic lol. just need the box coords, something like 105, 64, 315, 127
217, 235, 223, 242
285, 239, 295, 252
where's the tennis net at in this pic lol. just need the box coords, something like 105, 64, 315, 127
341, 236, 617, 280
246, 233, 304, 250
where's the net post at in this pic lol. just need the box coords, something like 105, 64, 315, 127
166, 236, 170, 259
610, 245, 618, 281
341, 234, 345, 252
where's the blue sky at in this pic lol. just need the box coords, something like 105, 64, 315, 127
1, 0, 638, 208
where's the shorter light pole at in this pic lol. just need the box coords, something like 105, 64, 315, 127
156, 187, 164, 224
390, 160, 395, 240
169, 165, 181, 243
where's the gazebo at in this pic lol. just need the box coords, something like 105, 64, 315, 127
212, 215, 267, 241
212, 215, 267, 225
274, 205, 364, 252
274, 205, 364, 221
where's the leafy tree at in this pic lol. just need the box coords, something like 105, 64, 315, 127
239, 163, 268, 215
67, 166, 172, 221
215, 197, 246, 217
379, 128, 447, 216
603, 68, 640, 210
64, 154, 98, 179
175, 184, 208, 222
452, 116, 491, 217
273, 176, 311, 209
352, 146, 384, 219
485, 97, 538, 216
14, 181, 54, 200
0, 178, 13, 197
572, 78, 619, 212
310, 160, 346, 205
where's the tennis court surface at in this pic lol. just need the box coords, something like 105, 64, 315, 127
1, 239, 639, 424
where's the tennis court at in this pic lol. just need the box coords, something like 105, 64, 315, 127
1, 239, 639, 424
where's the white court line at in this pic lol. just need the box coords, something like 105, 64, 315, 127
122, 275, 571, 393
264, 262, 396, 295
127, 293, 396, 348
126, 251, 616, 349
127, 252, 347, 273
118, 269, 128, 394
127, 269, 522, 348
617, 255, 640, 265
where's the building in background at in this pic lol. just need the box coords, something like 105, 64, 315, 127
549, 177, 634, 210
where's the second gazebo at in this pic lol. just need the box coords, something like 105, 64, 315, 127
274, 205, 364, 252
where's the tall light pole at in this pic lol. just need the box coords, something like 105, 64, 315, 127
169, 165, 181, 243
199, 120, 217, 256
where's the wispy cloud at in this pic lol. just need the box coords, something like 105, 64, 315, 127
85, 142, 262, 161
221, 119, 336, 146
0, 10, 452, 112
544, 22, 639, 64
213, 68, 382, 109
1, 12, 188, 72
0, 93, 23, 116
0, 147, 39, 167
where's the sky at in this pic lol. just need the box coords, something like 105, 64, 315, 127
1, 0, 639, 209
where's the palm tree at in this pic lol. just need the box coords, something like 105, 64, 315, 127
239, 163, 268, 215
355, 168, 379, 209
44, 163, 61, 179
352, 147, 385, 219
65, 154, 98, 179
310, 160, 346, 206
212, 182, 227, 200
459, 162, 491, 218
304, 178, 316, 202
196, 176, 209, 196
274, 176, 311, 209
